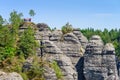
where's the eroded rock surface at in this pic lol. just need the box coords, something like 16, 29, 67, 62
84, 35, 119, 80
0, 71, 23, 80
20, 23, 119, 80
73, 28, 88, 48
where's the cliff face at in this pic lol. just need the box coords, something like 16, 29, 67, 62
35, 23, 88, 80
31, 23, 119, 80
84, 35, 119, 80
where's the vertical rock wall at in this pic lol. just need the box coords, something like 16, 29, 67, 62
34, 23, 88, 80
20, 23, 119, 80
84, 35, 119, 80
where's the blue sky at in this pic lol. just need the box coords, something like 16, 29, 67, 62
0, 0, 120, 30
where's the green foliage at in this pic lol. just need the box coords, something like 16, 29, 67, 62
29, 9, 36, 17
9, 10, 23, 27
0, 26, 15, 62
27, 61, 44, 80
20, 73, 29, 80
19, 27, 38, 58
0, 15, 4, 25
62, 22, 73, 34
0, 10, 46, 80
51, 61, 63, 79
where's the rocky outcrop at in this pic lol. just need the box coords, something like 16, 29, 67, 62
49, 30, 63, 41
84, 35, 119, 80
0, 71, 23, 80
103, 43, 119, 80
73, 29, 88, 48
43, 40, 78, 80
20, 23, 119, 80
36, 25, 86, 79
35, 23, 51, 40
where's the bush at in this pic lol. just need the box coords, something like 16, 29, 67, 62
62, 22, 73, 34
51, 61, 63, 79
18, 26, 38, 58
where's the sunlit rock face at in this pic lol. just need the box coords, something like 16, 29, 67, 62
103, 43, 119, 80
0, 71, 23, 80
49, 30, 63, 41
20, 23, 119, 80
84, 35, 119, 80
34, 24, 86, 80
73, 28, 88, 49
85, 35, 104, 54
35, 23, 51, 40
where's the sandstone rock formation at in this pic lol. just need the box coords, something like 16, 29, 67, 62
0, 71, 23, 80
35, 23, 51, 40
34, 24, 88, 80
43, 39, 78, 80
49, 30, 63, 41
73, 28, 88, 49
84, 35, 119, 80
19, 23, 119, 80
44, 65, 57, 80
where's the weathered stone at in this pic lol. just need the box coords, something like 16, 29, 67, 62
84, 40, 119, 80
43, 40, 62, 54
33, 24, 120, 80
103, 43, 119, 80
44, 66, 57, 80
84, 55, 102, 67
35, 31, 51, 40
63, 33, 80, 44
106, 74, 117, 80
73, 29, 88, 48
45, 53, 78, 80
49, 30, 63, 41
103, 43, 115, 54
35, 23, 51, 40
85, 35, 104, 54
37, 23, 50, 31
0, 71, 23, 80
57, 54, 77, 80
55, 42, 83, 66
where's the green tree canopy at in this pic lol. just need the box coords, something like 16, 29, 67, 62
29, 9, 36, 17
0, 15, 4, 26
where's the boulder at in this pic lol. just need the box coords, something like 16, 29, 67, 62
103, 43, 115, 54
0, 71, 23, 80
37, 23, 50, 31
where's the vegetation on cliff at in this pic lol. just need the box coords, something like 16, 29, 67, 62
0, 10, 120, 79
62, 22, 73, 34
0, 10, 63, 80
